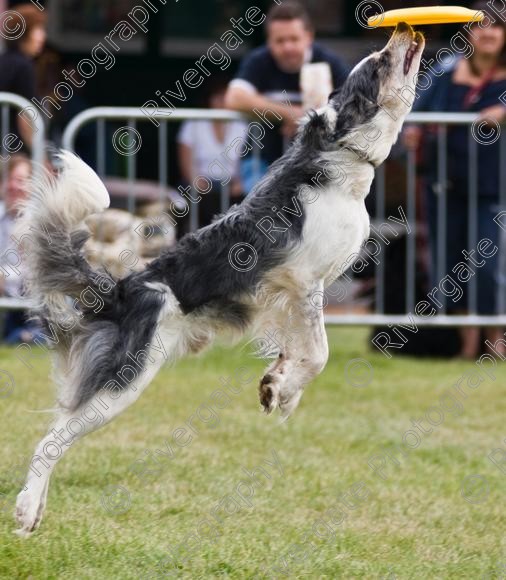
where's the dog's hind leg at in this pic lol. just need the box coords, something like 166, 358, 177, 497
259, 281, 329, 418
14, 345, 169, 537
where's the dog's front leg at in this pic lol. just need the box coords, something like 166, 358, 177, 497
258, 285, 329, 418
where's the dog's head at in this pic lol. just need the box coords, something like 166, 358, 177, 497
301, 22, 425, 166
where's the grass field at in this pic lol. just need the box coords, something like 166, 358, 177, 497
1, 326, 506, 579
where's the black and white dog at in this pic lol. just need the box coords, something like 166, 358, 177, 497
15, 23, 424, 535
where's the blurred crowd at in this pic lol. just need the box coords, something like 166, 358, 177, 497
0, 1, 505, 357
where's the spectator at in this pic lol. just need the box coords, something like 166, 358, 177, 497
0, 4, 47, 153
224, 1, 348, 188
177, 77, 247, 230
0, 154, 41, 343
404, 1, 506, 359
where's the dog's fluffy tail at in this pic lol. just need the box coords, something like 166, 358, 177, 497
16, 151, 111, 323
16, 152, 169, 412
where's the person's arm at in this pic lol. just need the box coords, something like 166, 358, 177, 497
226, 85, 304, 140
224, 51, 303, 125
225, 83, 301, 121
177, 123, 210, 192
177, 141, 209, 193
176, 121, 194, 185
177, 143, 193, 185
479, 103, 506, 123
17, 117, 34, 151
228, 122, 248, 198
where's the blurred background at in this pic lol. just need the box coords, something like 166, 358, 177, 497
0, 0, 505, 360
1, 0, 480, 177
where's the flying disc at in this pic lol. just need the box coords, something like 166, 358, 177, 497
368, 6, 484, 27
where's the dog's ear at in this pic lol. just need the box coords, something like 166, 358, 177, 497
330, 61, 380, 142
330, 93, 379, 142
299, 110, 330, 149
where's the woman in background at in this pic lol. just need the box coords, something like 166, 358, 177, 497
177, 77, 247, 232
0, 4, 47, 153
404, 1, 506, 359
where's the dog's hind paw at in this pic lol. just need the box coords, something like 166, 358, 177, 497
14, 490, 42, 537
259, 374, 280, 414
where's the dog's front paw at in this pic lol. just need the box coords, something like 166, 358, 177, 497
14, 489, 42, 537
258, 374, 280, 414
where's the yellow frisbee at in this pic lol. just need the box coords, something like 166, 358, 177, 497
368, 6, 484, 28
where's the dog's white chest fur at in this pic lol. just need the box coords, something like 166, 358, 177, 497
289, 182, 370, 284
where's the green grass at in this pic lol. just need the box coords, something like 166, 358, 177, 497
1, 327, 506, 579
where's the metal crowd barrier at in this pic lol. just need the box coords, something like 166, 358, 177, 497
62, 107, 261, 220
0, 92, 46, 311
327, 112, 506, 326
34, 109, 506, 326
0, 92, 45, 166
